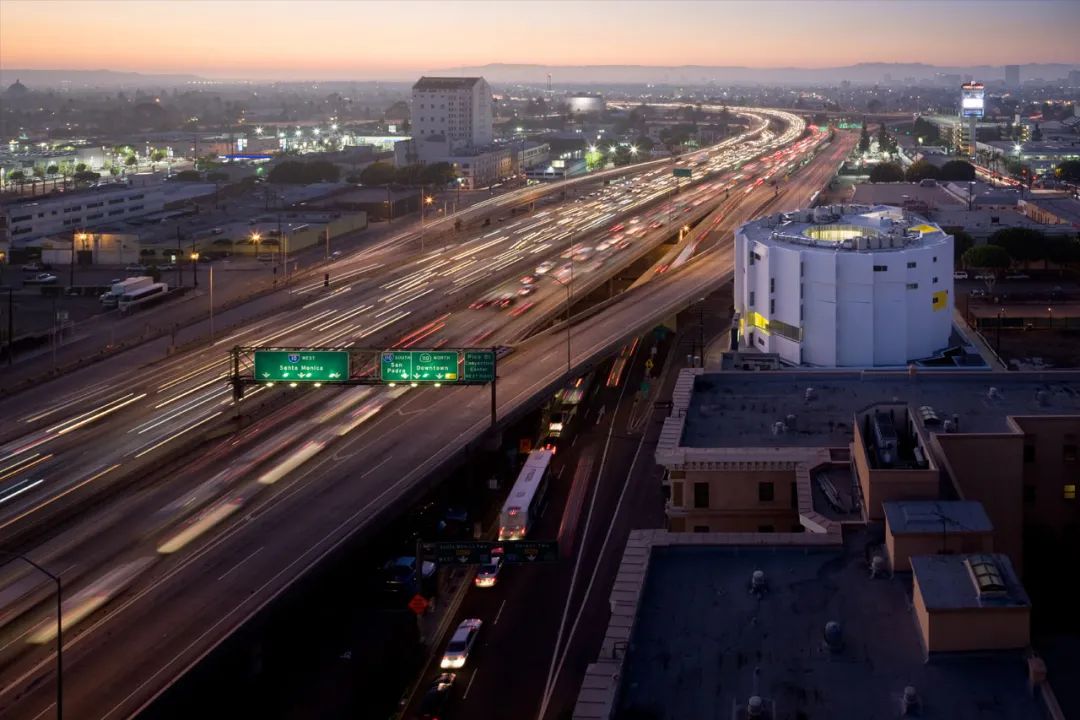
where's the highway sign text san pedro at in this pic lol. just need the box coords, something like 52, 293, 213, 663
380, 350, 460, 382
253, 350, 349, 382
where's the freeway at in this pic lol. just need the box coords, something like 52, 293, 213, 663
0, 113, 822, 719
0, 110, 802, 542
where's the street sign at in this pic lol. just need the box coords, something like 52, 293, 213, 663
421, 540, 559, 565
463, 350, 496, 383
407, 593, 429, 615
645, 358, 654, 371
254, 350, 349, 382
673, 167, 693, 178
380, 350, 459, 383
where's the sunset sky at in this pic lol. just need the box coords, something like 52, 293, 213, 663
1, 0, 1077, 80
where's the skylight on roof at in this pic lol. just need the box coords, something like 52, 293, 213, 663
966, 555, 1006, 595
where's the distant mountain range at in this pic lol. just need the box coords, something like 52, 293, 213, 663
0, 69, 206, 89
3, 62, 1078, 89
427, 62, 1080, 86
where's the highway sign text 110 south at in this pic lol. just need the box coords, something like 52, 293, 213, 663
254, 350, 349, 382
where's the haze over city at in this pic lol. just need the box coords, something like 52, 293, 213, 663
2, 0, 1079, 80
2, 2, 1080, 720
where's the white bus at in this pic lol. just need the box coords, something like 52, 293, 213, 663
118, 282, 169, 312
498, 448, 554, 541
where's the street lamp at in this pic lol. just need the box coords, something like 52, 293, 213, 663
1048, 306, 1053, 329
0, 553, 62, 720
190, 251, 199, 288
251, 232, 261, 260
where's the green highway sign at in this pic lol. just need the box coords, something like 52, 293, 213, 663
421, 540, 559, 565
380, 350, 460, 383
254, 350, 349, 382
463, 350, 496, 383
673, 167, 693, 178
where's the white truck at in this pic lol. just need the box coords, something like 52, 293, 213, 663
101, 276, 152, 308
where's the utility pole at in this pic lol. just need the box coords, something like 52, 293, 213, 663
6, 287, 13, 366
0, 553, 62, 720
209, 265, 215, 341
175, 226, 183, 288
69, 229, 77, 287
324, 226, 330, 262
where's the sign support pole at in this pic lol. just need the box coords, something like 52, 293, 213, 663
490, 346, 497, 429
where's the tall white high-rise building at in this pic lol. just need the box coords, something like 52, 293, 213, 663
411, 77, 493, 151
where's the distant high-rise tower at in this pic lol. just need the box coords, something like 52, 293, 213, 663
411, 76, 493, 149
1005, 65, 1020, 90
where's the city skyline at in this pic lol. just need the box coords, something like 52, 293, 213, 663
1, 0, 1078, 81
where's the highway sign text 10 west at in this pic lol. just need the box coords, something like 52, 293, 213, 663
380, 350, 460, 382
254, 350, 349, 382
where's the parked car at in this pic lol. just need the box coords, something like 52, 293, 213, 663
974, 273, 995, 281
381, 556, 436, 593
24, 273, 58, 285
21, 262, 50, 272
1005, 273, 1030, 280
418, 673, 456, 720
953, 271, 969, 280
125, 263, 147, 273
440, 619, 482, 669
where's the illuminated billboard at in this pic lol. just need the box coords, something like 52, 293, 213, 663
961, 82, 984, 118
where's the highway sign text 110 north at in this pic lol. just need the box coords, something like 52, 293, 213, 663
381, 350, 459, 382
254, 350, 349, 382
421, 540, 559, 565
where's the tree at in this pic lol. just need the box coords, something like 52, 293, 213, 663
938, 160, 975, 182
912, 116, 940, 145
358, 161, 396, 186
74, 170, 101, 184
858, 124, 871, 153
868, 162, 904, 182
962, 244, 1011, 293
150, 149, 167, 163
989, 227, 1047, 266
124, 154, 137, 167
45, 164, 59, 176
1045, 236, 1080, 266
207, 171, 229, 182
170, 169, 202, 181
420, 161, 456, 187
904, 160, 940, 182
946, 228, 975, 265
1056, 160, 1080, 182
8, 170, 25, 182
876, 123, 895, 154
394, 164, 424, 186
75, 162, 87, 173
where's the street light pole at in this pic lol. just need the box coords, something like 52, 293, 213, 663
209, 265, 215, 341
6, 287, 13, 366
0, 553, 62, 720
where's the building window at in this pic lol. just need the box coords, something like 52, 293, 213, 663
1065, 485, 1077, 501
672, 482, 683, 507
1064, 444, 1077, 462
873, 265, 887, 272
758, 482, 774, 502
933, 256, 937, 262
800, 305, 804, 320
769, 278, 775, 293
932, 277, 938, 284
693, 525, 710, 533
1024, 444, 1036, 462
770, 299, 775, 314
906, 282, 919, 289
749, 291, 755, 306
800, 262, 804, 277
693, 482, 709, 509
907, 261, 917, 268
790, 481, 799, 510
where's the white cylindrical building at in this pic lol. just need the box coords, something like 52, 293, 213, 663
734, 204, 954, 367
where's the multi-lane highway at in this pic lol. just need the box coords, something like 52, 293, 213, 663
0, 111, 831, 719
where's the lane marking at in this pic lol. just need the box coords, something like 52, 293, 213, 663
360, 455, 394, 478
463, 669, 478, 699
217, 547, 264, 582
493, 599, 507, 626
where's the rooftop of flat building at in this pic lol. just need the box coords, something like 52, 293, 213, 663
851, 182, 964, 208
679, 370, 1080, 448
912, 553, 1030, 610
740, 203, 949, 253
884, 500, 993, 535
617, 534, 1044, 719
412, 76, 483, 91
